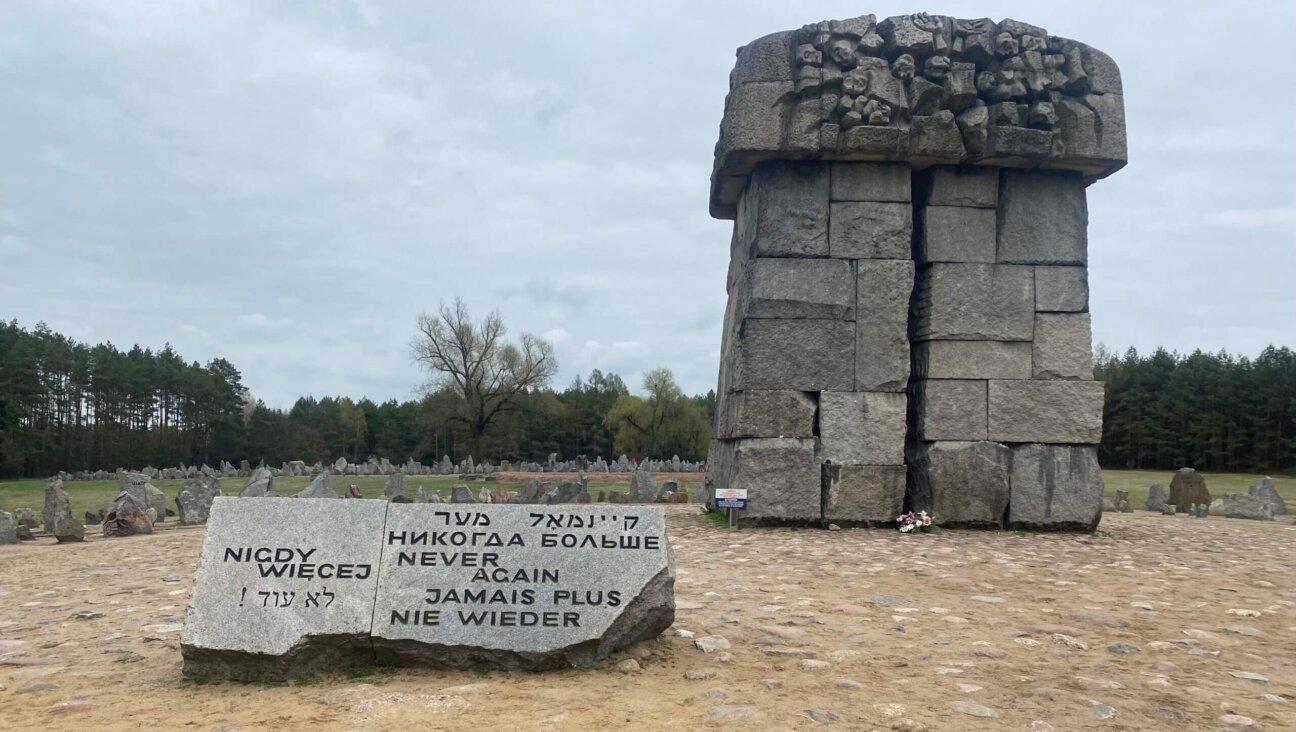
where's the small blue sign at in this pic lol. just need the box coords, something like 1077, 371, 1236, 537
716, 498, 747, 510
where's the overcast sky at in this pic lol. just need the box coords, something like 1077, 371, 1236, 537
2, 1, 1293, 408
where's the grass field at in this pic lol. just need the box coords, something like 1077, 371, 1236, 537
0, 473, 702, 519
0, 469, 1288, 520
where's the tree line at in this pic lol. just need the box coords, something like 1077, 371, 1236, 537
0, 316, 714, 478
3, 316, 1292, 478
1095, 345, 1295, 473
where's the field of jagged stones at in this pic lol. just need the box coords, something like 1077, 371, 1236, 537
1, 493, 1293, 731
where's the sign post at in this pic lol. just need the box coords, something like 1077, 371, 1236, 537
714, 488, 748, 529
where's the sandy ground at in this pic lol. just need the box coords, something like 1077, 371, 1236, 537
1, 509, 1293, 732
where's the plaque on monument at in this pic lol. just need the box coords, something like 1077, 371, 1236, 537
180, 498, 675, 680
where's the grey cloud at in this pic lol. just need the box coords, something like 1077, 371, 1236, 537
1, 1, 1293, 407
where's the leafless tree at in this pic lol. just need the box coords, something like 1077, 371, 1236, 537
411, 298, 556, 456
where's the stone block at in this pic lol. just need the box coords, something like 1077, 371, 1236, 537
855, 259, 913, 392
997, 170, 1088, 265
731, 319, 855, 392
1213, 493, 1273, 521
708, 438, 821, 523
730, 31, 796, 85
736, 161, 830, 258
1032, 314, 1093, 380
913, 263, 1034, 341
914, 341, 1032, 380
985, 125, 1053, 160
181, 497, 388, 681
817, 392, 906, 465
908, 441, 1011, 528
987, 380, 1104, 444
828, 202, 912, 259
1007, 444, 1103, 531
822, 464, 906, 524
909, 112, 967, 161
738, 258, 855, 320
912, 379, 987, 441
1034, 266, 1088, 312
915, 166, 998, 208
1055, 94, 1126, 168
916, 206, 996, 263
373, 504, 674, 670
830, 162, 910, 202
715, 390, 817, 439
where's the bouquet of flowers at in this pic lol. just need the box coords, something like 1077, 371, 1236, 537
896, 510, 934, 533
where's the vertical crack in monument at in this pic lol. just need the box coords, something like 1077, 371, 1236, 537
704, 12, 1124, 530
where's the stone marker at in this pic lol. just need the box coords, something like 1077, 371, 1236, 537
384, 472, 407, 501
240, 466, 274, 497
181, 498, 387, 681
182, 500, 674, 679
1168, 468, 1210, 514
177, 476, 222, 525
103, 492, 154, 537
1214, 493, 1273, 521
1146, 483, 1168, 512
1247, 476, 1285, 515
296, 472, 339, 499
628, 468, 657, 503
372, 503, 674, 670
14, 507, 37, 529
450, 485, 476, 503
43, 478, 84, 542
0, 512, 17, 545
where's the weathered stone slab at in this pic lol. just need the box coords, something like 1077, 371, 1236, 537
822, 464, 906, 525
828, 202, 912, 259
103, 491, 154, 537
1033, 314, 1093, 380
181, 497, 388, 681
43, 478, 84, 542
1035, 266, 1088, 312
384, 473, 407, 501
1168, 468, 1210, 514
372, 504, 674, 670
715, 390, 817, 439
913, 264, 1034, 341
1213, 493, 1273, 521
908, 441, 1010, 528
0, 512, 16, 545
987, 380, 1104, 444
915, 166, 998, 208
738, 258, 855, 320
855, 259, 913, 392
730, 319, 855, 392
1248, 476, 1285, 515
240, 467, 274, 498
1007, 444, 1103, 531
914, 341, 1032, 380
916, 206, 996, 263
736, 161, 829, 257
816, 392, 905, 465
296, 472, 339, 499
830, 162, 910, 202
997, 170, 1088, 265
1146, 483, 1168, 512
177, 476, 221, 525
912, 380, 988, 441
706, 438, 819, 523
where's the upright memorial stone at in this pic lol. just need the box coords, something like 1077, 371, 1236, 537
705, 12, 1125, 530
372, 504, 674, 670
181, 498, 387, 680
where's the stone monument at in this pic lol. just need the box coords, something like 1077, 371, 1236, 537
181, 498, 674, 680
705, 12, 1124, 530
